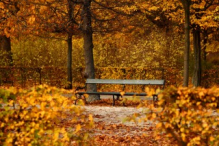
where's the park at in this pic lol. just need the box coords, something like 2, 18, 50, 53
0, 0, 219, 145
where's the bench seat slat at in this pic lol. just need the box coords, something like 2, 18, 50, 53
86, 79, 165, 85
76, 91, 150, 96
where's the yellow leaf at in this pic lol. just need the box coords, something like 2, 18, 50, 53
9, 100, 14, 106
155, 16, 160, 20
89, 114, 93, 121
40, 111, 45, 117
152, 113, 156, 118
210, 136, 215, 141
53, 130, 59, 141
75, 124, 81, 133
145, 87, 150, 93
196, 102, 201, 106
199, 92, 204, 97
203, 122, 208, 128
156, 123, 162, 128
6, 137, 13, 144
30, 128, 35, 134
211, 97, 216, 101
4, 117, 8, 122
156, 88, 161, 94
175, 110, 179, 116
0, 2, 4, 9
1, 123, 5, 127
142, 133, 147, 137
181, 133, 186, 141
149, 6, 159, 11
120, 91, 125, 96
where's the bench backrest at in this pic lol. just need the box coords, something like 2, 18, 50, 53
86, 79, 165, 85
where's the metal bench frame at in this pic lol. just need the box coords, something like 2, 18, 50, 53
75, 79, 165, 106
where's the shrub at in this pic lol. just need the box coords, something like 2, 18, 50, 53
143, 86, 219, 146
0, 85, 93, 145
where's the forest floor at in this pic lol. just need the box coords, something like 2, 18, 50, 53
77, 97, 177, 146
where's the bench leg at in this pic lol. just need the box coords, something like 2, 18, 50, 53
153, 95, 158, 107
112, 95, 115, 106
116, 95, 120, 100
112, 95, 125, 106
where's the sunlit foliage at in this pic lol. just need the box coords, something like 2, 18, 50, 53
0, 85, 94, 145
142, 86, 219, 146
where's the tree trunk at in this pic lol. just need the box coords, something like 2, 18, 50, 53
181, 0, 191, 87
66, 0, 74, 89
192, 26, 201, 87
67, 34, 73, 89
82, 0, 99, 102
203, 30, 208, 61
0, 35, 13, 66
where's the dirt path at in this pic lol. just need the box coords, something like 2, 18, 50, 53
83, 106, 155, 136
84, 106, 150, 125
81, 105, 171, 146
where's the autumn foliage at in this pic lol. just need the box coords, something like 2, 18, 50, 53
143, 86, 219, 146
0, 85, 94, 145
0, 0, 219, 145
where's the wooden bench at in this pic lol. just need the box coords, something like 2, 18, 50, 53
75, 79, 165, 106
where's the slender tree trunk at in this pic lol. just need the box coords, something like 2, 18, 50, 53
82, 0, 99, 102
192, 26, 201, 87
66, 0, 74, 89
0, 35, 13, 66
181, 0, 191, 87
67, 34, 73, 89
203, 30, 208, 61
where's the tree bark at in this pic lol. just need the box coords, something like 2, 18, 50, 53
82, 0, 99, 102
67, 34, 73, 89
181, 0, 191, 87
203, 30, 208, 61
192, 26, 201, 87
66, 0, 74, 89
0, 35, 13, 66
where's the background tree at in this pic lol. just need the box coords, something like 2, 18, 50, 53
32, 0, 82, 89
135, 0, 219, 87
0, 0, 83, 88
180, 0, 191, 87
191, 0, 219, 86
0, 36, 12, 66
81, 0, 99, 102
0, 0, 21, 66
